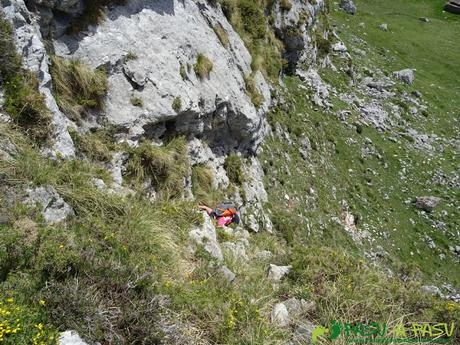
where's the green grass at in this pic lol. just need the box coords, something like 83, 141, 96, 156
244, 74, 264, 108
213, 24, 230, 48
50, 56, 108, 122
194, 53, 214, 80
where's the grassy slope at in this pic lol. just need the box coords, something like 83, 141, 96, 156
263, 0, 460, 289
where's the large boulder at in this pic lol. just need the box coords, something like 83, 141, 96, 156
54, 0, 271, 153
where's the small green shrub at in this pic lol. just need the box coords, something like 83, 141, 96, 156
224, 153, 245, 186
213, 24, 230, 49
194, 53, 214, 80
130, 97, 143, 107
50, 56, 108, 122
244, 74, 264, 108
172, 96, 182, 112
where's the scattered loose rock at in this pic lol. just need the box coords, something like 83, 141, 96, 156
58, 331, 89, 345
271, 303, 289, 327
340, 0, 357, 15
268, 264, 291, 282
414, 196, 441, 212
25, 186, 74, 223
393, 69, 415, 85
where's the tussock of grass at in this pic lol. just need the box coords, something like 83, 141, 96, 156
244, 74, 264, 108
224, 153, 245, 186
125, 137, 189, 198
191, 164, 223, 206
0, 15, 52, 143
50, 56, 108, 122
213, 24, 230, 48
194, 53, 214, 80
69, 129, 114, 161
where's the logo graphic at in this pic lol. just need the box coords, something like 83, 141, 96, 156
311, 321, 457, 344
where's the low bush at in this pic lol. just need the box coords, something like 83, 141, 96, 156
172, 96, 182, 112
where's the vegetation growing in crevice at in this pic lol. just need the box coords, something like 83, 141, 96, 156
224, 153, 245, 186
191, 164, 222, 206
172, 96, 182, 112
69, 129, 115, 162
50, 56, 108, 122
213, 23, 230, 48
125, 137, 189, 199
66, 0, 128, 34
130, 96, 143, 107
194, 53, 214, 80
212, 0, 285, 81
244, 74, 264, 108
0, 15, 52, 143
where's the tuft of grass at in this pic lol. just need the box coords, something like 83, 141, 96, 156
194, 53, 214, 80
125, 137, 189, 199
68, 129, 114, 161
50, 56, 108, 122
224, 153, 245, 186
213, 24, 230, 49
191, 164, 222, 206
172, 96, 182, 112
244, 74, 264, 108
0, 14, 52, 143
130, 96, 143, 107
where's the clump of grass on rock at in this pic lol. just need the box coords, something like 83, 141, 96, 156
50, 56, 108, 122
194, 53, 214, 79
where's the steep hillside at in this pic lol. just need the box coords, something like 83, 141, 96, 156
0, 0, 459, 344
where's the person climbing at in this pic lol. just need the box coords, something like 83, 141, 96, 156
199, 201, 240, 227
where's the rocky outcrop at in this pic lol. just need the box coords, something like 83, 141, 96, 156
53, 0, 271, 153
25, 185, 74, 223
2, 0, 76, 159
189, 211, 223, 261
272, 0, 326, 73
393, 69, 415, 85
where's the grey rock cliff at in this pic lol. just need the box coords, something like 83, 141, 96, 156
2, 0, 76, 159
54, 0, 271, 153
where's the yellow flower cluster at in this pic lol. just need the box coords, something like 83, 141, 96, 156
0, 298, 22, 342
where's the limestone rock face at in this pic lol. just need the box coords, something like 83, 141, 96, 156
2, 0, 76, 159
54, 0, 271, 153
272, 0, 326, 72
